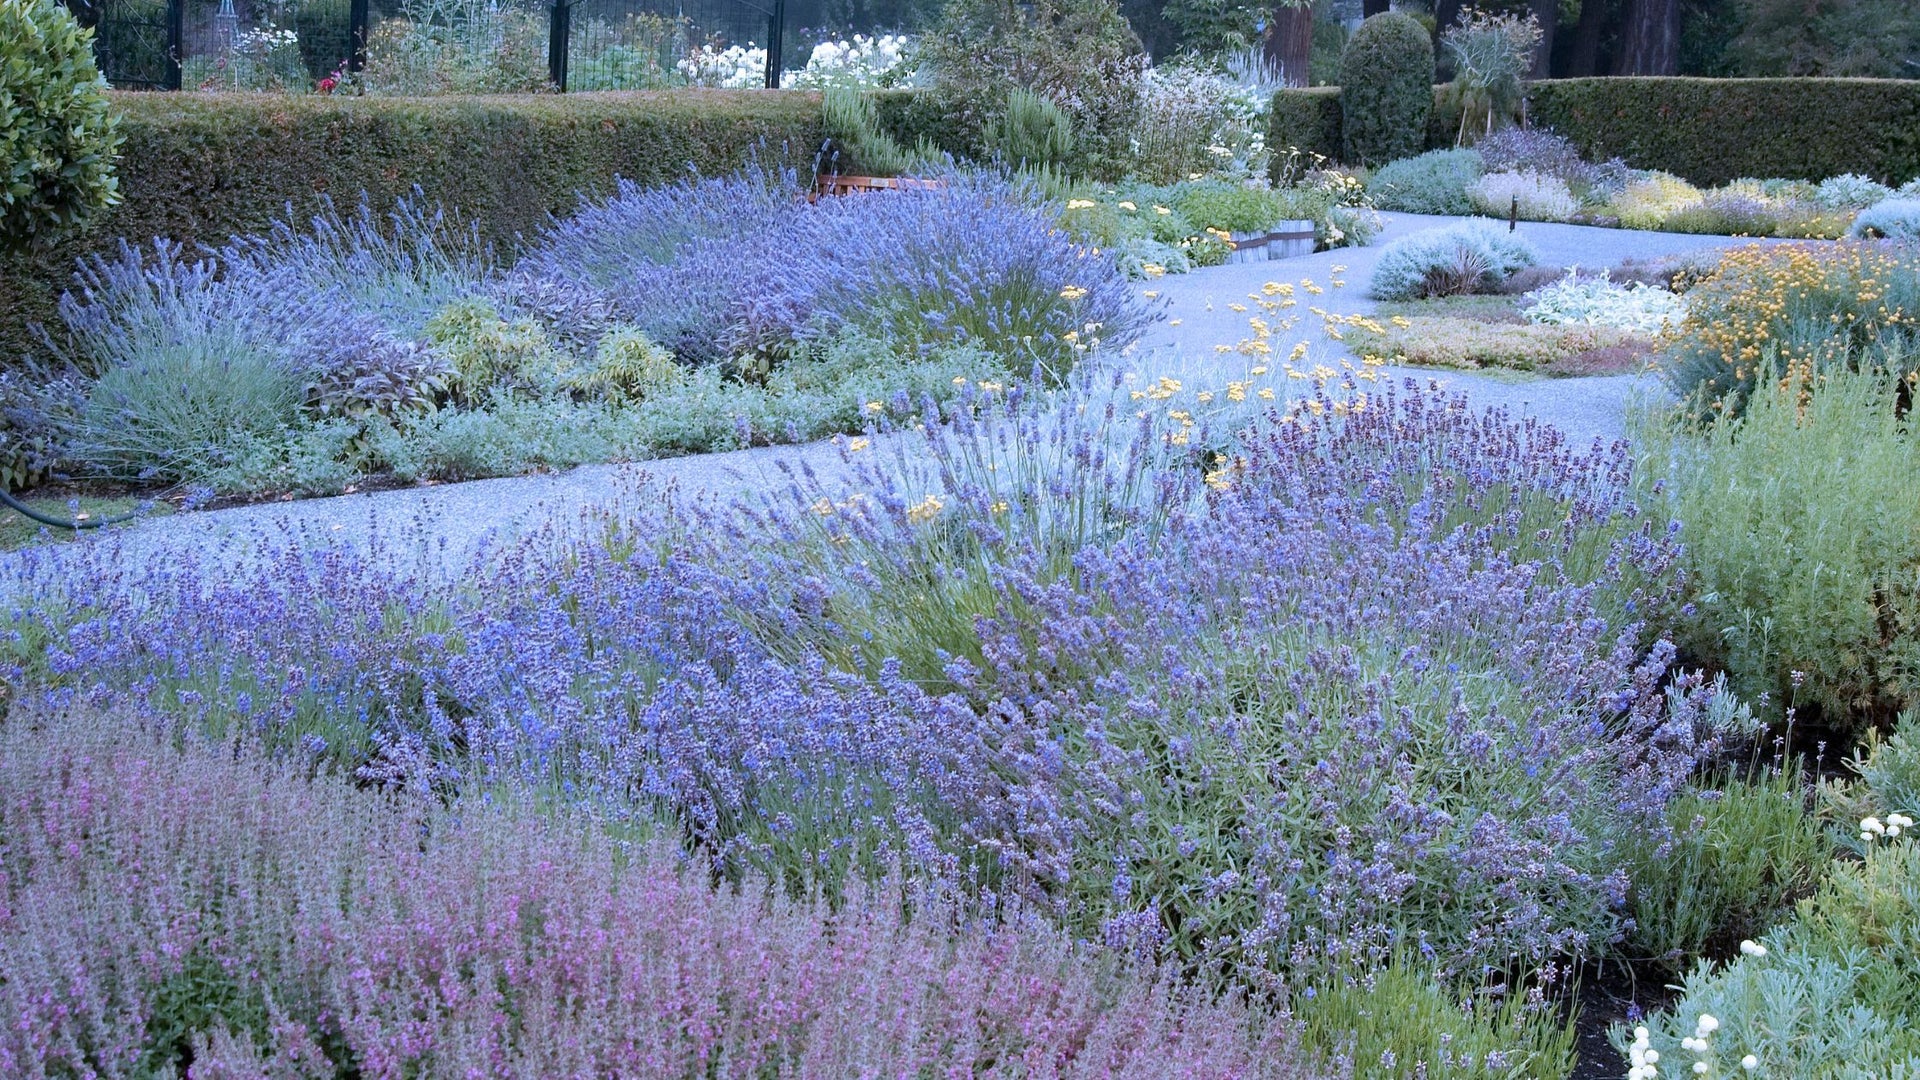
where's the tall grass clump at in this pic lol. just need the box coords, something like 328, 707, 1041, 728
1637, 366, 1920, 729
0, 706, 1309, 1079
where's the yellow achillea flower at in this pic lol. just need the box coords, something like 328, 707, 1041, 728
1059, 284, 1089, 301
906, 495, 944, 524
1065, 199, 1096, 210
865, 400, 885, 413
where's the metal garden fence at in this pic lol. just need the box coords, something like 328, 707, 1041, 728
69, 0, 932, 93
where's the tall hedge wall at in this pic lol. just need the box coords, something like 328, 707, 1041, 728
1, 90, 825, 367
1528, 78, 1920, 187
1274, 77, 1920, 188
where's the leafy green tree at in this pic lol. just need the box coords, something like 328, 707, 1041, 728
914, 0, 1145, 178
1721, 0, 1920, 77
0, 0, 121, 253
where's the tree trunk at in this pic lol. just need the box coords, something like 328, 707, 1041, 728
1566, 0, 1610, 77
1528, 0, 1558, 78
1432, 0, 1463, 39
1615, 0, 1680, 75
1362, 0, 1389, 16
1264, 3, 1315, 88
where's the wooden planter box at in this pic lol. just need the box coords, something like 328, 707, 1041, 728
1225, 219, 1317, 263
813, 174, 945, 198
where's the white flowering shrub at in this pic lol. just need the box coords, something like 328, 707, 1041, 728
785, 34, 914, 88
1466, 169, 1577, 222
678, 42, 768, 88
1522, 270, 1688, 335
1129, 65, 1268, 183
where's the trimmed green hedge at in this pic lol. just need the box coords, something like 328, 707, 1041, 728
1267, 86, 1343, 176
1, 90, 825, 367
1528, 78, 1920, 187
1277, 77, 1920, 188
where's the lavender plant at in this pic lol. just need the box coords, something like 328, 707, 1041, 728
728, 175, 1153, 376
2, 370, 1723, 996
0, 706, 1310, 1078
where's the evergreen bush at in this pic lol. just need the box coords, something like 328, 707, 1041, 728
1338, 12, 1433, 166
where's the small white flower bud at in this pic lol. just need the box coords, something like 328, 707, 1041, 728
1697, 1014, 1720, 1034
1739, 939, 1768, 957
1694, 1063, 1710, 1076
1742, 1054, 1759, 1070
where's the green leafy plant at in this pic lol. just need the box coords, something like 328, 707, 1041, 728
1637, 365, 1920, 729
1174, 183, 1284, 233
424, 296, 566, 404
570, 325, 684, 405
0, 0, 121, 253
1338, 12, 1434, 166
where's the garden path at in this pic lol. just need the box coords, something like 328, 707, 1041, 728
0, 215, 1794, 585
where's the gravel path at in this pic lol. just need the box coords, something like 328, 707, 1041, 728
2, 215, 1791, 584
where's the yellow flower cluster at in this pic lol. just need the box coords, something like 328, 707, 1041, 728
1679, 242, 1917, 402
906, 494, 944, 525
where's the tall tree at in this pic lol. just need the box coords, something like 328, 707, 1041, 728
1616, 0, 1681, 73
1528, 0, 1558, 76
1264, 1, 1316, 86
1566, 0, 1612, 76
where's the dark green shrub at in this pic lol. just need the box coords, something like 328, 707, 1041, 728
0, 0, 122, 254
292, 0, 354, 80
1268, 87, 1342, 169
1338, 12, 1433, 166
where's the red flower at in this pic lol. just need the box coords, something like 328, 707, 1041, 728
317, 76, 337, 93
